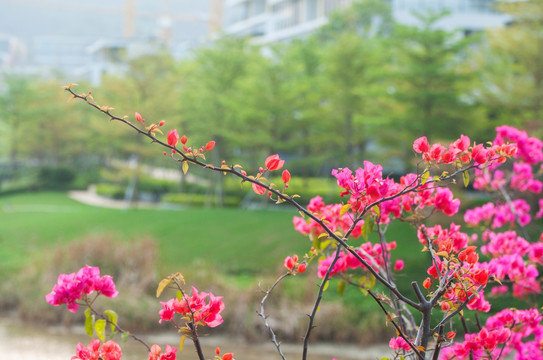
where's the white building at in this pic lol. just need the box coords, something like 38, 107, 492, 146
223, 0, 511, 43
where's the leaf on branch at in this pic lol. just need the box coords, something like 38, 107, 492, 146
156, 278, 172, 298
182, 161, 189, 175
436, 251, 450, 258
84, 308, 93, 338
340, 203, 351, 217
417, 346, 425, 351
121, 332, 129, 343
95, 319, 106, 342
62, 83, 78, 89
104, 310, 118, 333
421, 169, 430, 184
322, 280, 329, 292
386, 313, 398, 325
463, 171, 470, 188
99, 105, 115, 112
337, 280, 346, 296
178, 334, 188, 356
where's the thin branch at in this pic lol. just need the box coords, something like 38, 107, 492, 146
367, 290, 425, 360
257, 273, 291, 360
86, 302, 151, 352
431, 325, 445, 360
498, 185, 530, 240
302, 246, 341, 360
432, 285, 485, 332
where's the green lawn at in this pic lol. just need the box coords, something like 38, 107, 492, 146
0, 192, 312, 276
0, 192, 423, 280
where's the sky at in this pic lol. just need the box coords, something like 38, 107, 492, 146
0, 0, 210, 45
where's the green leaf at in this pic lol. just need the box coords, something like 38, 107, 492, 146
361, 217, 375, 240
179, 335, 188, 356
95, 319, 107, 342
104, 310, 118, 333
319, 239, 331, 250
176, 290, 184, 301
121, 332, 130, 343
84, 308, 94, 338
337, 280, 346, 296
463, 170, 470, 187
421, 169, 430, 184
322, 280, 329, 292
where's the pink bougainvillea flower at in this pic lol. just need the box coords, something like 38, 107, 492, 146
205, 141, 215, 151
394, 260, 404, 271
149, 344, 177, 360
158, 287, 224, 328
46, 265, 118, 313
72, 339, 122, 360
252, 182, 267, 195
284, 256, 295, 270
281, 169, 291, 184
264, 154, 284, 171
413, 136, 430, 153
167, 129, 179, 147
135, 112, 144, 123
389, 336, 411, 352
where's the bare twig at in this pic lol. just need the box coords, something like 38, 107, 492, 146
302, 246, 341, 360
257, 273, 291, 360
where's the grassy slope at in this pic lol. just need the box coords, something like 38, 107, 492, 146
0, 192, 423, 275
0, 192, 312, 275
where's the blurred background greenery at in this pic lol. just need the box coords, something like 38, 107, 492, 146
0, 0, 541, 345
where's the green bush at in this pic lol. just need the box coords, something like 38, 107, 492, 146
95, 183, 125, 199
37, 166, 76, 189
161, 192, 242, 207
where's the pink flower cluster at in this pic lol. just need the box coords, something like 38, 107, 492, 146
72, 339, 122, 360
441, 308, 543, 360
148, 344, 177, 360
316, 241, 399, 278
284, 254, 307, 273
328, 161, 461, 225
413, 133, 516, 166
46, 265, 118, 313
494, 125, 543, 165
158, 286, 224, 328
293, 196, 364, 238
417, 223, 470, 254
389, 336, 411, 352
464, 199, 531, 229
473, 125, 542, 193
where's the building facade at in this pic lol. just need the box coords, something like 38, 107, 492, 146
223, 0, 510, 42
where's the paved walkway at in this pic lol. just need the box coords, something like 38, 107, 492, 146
68, 186, 157, 209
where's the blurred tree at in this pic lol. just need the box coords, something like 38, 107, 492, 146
280, 38, 331, 178
98, 52, 180, 204
480, 0, 543, 136
315, 0, 394, 169
320, 0, 394, 39
0, 75, 40, 179
390, 12, 486, 160
178, 36, 261, 206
